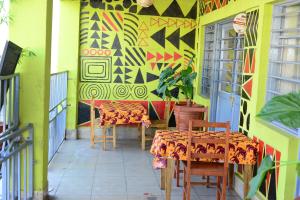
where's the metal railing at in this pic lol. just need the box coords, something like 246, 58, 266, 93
48, 71, 68, 162
0, 124, 34, 200
0, 74, 20, 137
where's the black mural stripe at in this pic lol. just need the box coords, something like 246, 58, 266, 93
132, 48, 145, 65
124, 13, 139, 21
124, 28, 138, 42
80, 11, 89, 15
80, 22, 89, 26
80, 41, 87, 45
80, 28, 88, 33
81, 17, 89, 21
125, 55, 135, 66
139, 48, 146, 57
184, 54, 192, 59
124, 18, 139, 28
80, 36, 88, 41
103, 21, 112, 31
124, 38, 134, 46
124, 24, 138, 37
111, 13, 123, 30
80, 32, 88, 37
124, 33, 136, 45
126, 49, 141, 66
184, 49, 195, 56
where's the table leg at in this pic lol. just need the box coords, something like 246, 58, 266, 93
103, 126, 107, 151
90, 120, 95, 147
160, 168, 166, 190
141, 125, 145, 150
243, 165, 253, 199
229, 164, 234, 190
165, 159, 175, 200
112, 125, 116, 148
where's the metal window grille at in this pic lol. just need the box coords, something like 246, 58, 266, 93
267, 1, 300, 136
200, 25, 215, 97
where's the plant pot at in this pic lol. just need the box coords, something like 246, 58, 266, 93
174, 103, 205, 131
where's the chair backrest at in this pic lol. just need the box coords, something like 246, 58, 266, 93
187, 120, 230, 169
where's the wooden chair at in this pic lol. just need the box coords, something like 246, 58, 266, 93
174, 106, 209, 187
183, 120, 230, 200
90, 97, 116, 150
141, 100, 171, 150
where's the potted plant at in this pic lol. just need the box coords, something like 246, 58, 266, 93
247, 91, 300, 199
157, 57, 205, 130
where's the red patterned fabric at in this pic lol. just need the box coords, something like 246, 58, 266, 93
150, 130, 258, 169
99, 101, 151, 127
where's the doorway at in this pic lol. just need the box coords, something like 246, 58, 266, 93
209, 20, 244, 131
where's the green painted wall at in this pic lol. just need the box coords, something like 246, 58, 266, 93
9, 0, 53, 193
77, 0, 199, 126
195, 0, 300, 199
57, 0, 81, 131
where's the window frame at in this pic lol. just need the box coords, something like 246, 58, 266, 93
266, 0, 300, 137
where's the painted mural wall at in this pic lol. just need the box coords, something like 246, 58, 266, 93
197, 0, 298, 199
78, 0, 199, 126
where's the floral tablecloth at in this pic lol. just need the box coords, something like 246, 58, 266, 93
150, 130, 258, 169
99, 101, 151, 127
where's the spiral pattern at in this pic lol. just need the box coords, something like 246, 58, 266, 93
79, 84, 111, 100
134, 85, 148, 99
113, 85, 131, 99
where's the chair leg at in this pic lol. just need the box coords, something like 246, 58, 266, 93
103, 126, 106, 151
112, 125, 116, 148
221, 175, 227, 200
206, 176, 210, 188
183, 168, 186, 200
217, 176, 221, 200
141, 126, 145, 150
186, 172, 191, 200
176, 160, 180, 187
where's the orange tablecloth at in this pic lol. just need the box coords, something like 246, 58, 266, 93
150, 130, 258, 169
99, 101, 150, 127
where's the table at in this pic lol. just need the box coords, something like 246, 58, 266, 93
97, 101, 150, 148
150, 130, 258, 200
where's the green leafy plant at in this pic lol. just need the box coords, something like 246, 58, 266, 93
157, 56, 197, 104
257, 92, 300, 129
247, 155, 300, 199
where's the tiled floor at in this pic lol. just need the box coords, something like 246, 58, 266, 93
48, 139, 241, 200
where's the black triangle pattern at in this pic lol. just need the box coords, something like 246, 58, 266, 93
91, 22, 100, 31
114, 67, 123, 74
134, 68, 144, 84
161, 0, 185, 18
185, 1, 197, 19
138, 5, 160, 16
146, 73, 159, 82
91, 40, 100, 48
149, 102, 160, 120
114, 49, 123, 57
181, 29, 196, 49
91, 32, 100, 39
114, 75, 123, 83
114, 57, 123, 66
112, 34, 122, 49
151, 27, 166, 48
91, 12, 100, 21
166, 28, 180, 49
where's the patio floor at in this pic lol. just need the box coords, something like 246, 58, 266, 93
48, 139, 242, 200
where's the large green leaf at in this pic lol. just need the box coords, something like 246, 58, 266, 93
247, 155, 274, 199
257, 92, 300, 129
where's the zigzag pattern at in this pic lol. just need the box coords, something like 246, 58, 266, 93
124, 13, 139, 46
245, 10, 259, 47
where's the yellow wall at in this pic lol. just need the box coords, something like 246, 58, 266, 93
195, 0, 300, 199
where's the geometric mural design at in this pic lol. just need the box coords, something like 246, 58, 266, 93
245, 10, 259, 47
252, 137, 281, 200
80, 57, 112, 83
79, 0, 198, 126
199, 0, 234, 15
238, 9, 259, 136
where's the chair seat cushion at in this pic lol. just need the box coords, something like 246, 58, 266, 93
182, 161, 225, 176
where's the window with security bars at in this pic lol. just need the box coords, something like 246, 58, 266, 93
267, 1, 300, 136
200, 25, 215, 97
